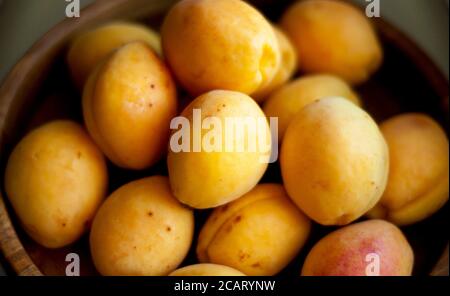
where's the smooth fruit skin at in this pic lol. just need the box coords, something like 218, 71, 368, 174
197, 184, 311, 276
281, 97, 389, 225
89, 176, 194, 276
263, 74, 361, 140
301, 219, 414, 276
252, 26, 298, 102
83, 41, 177, 170
167, 90, 271, 209
5, 121, 107, 248
280, 0, 382, 85
67, 22, 161, 89
367, 114, 449, 226
169, 264, 245, 276
161, 0, 280, 96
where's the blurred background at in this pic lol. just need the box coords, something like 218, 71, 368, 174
0, 0, 448, 275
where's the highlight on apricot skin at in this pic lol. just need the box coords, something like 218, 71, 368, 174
197, 184, 311, 276
161, 0, 281, 96
67, 21, 161, 89
281, 97, 389, 226
301, 219, 414, 276
263, 74, 361, 140
82, 41, 177, 170
367, 113, 449, 226
280, 0, 383, 85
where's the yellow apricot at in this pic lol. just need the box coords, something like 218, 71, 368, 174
90, 176, 194, 276
197, 184, 311, 275
162, 0, 280, 96
263, 74, 361, 140
368, 114, 449, 225
281, 97, 388, 225
67, 21, 161, 89
83, 41, 177, 170
5, 121, 107, 248
169, 264, 245, 276
252, 26, 298, 102
167, 90, 271, 209
280, 0, 382, 84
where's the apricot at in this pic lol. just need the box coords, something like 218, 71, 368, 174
197, 184, 311, 276
161, 0, 280, 96
281, 97, 388, 225
302, 219, 414, 276
252, 26, 298, 102
280, 0, 382, 84
169, 264, 245, 276
263, 74, 361, 140
167, 90, 271, 209
5, 121, 107, 248
367, 114, 449, 226
83, 41, 177, 170
67, 21, 161, 89
90, 176, 194, 276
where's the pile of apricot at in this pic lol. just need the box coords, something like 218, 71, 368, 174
4, 0, 448, 276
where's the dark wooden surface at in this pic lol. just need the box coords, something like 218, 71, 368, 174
0, 0, 448, 276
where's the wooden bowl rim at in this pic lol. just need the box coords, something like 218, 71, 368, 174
0, 0, 448, 276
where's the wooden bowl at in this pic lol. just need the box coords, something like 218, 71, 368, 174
0, 0, 448, 276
